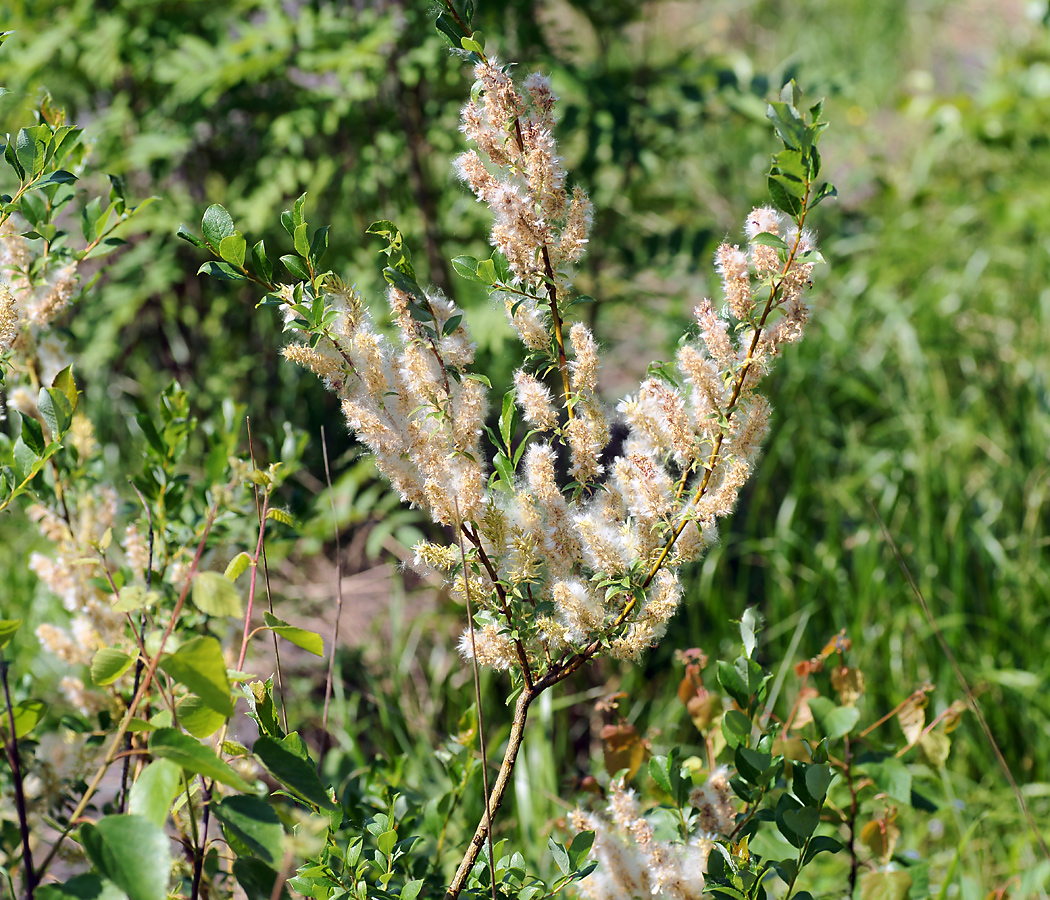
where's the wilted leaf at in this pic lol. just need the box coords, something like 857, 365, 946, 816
831, 666, 865, 706
601, 723, 647, 780
919, 731, 951, 768
897, 694, 927, 745
860, 812, 900, 864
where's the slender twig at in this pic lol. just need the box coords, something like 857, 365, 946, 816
858, 684, 933, 740
461, 523, 534, 690
444, 688, 534, 900
237, 449, 271, 672
119, 486, 155, 813
319, 425, 344, 772
453, 498, 498, 900
1, 646, 35, 899
871, 501, 1050, 863
36, 501, 221, 878
844, 734, 859, 893
243, 419, 287, 732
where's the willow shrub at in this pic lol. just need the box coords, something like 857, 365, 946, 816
0, 5, 996, 900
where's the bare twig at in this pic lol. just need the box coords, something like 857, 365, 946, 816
453, 498, 498, 900
319, 425, 344, 772
1, 645, 35, 899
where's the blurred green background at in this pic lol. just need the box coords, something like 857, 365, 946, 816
2, 0, 1049, 889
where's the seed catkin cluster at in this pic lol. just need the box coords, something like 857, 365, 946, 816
279, 59, 820, 672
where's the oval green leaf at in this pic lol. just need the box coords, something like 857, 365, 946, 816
148, 728, 251, 791
91, 648, 136, 686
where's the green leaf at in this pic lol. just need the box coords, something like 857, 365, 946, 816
293, 222, 309, 259
0, 618, 23, 649
377, 829, 397, 856
262, 612, 323, 657
292, 193, 307, 229
36, 875, 126, 900
767, 98, 807, 151
233, 859, 291, 900
717, 656, 764, 709
16, 127, 48, 179
91, 648, 136, 686
475, 258, 497, 284
128, 759, 182, 828
804, 762, 833, 805
201, 204, 235, 248
859, 870, 912, 900
548, 837, 569, 875
722, 709, 751, 739
382, 265, 423, 300
750, 232, 788, 250
197, 260, 246, 281
400, 880, 424, 900
219, 232, 247, 268
280, 254, 310, 281
79, 814, 171, 900
774, 793, 805, 849
3, 698, 47, 738
870, 756, 912, 804
20, 414, 45, 455
253, 734, 337, 810
224, 552, 253, 582
35, 169, 77, 188
252, 240, 273, 283
309, 225, 329, 266
148, 728, 251, 791
782, 806, 819, 843
12, 435, 43, 485
736, 747, 774, 786
434, 12, 467, 46
808, 696, 860, 740
158, 635, 234, 717
5, 136, 25, 181
39, 386, 74, 438
485, 252, 509, 284
175, 225, 208, 251
768, 175, 803, 216
125, 718, 156, 734
113, 586, 159, 614
177, 695, 226, 739
451, 255, 484, 283
52, 365, 78, 412
266, 507, 294, 527
191, 571, 243, 619
211, 795, 284, 868
810, 182, 837, 208
648, 756, 672, 796
244, 679, 285, 740
803, 834, 842, 863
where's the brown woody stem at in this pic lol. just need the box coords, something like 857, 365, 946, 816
444, 687, 535, 899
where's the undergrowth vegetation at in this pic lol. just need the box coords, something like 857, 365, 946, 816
0, 1, 1048, 898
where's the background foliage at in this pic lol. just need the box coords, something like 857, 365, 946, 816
2, 0, 1049, 893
